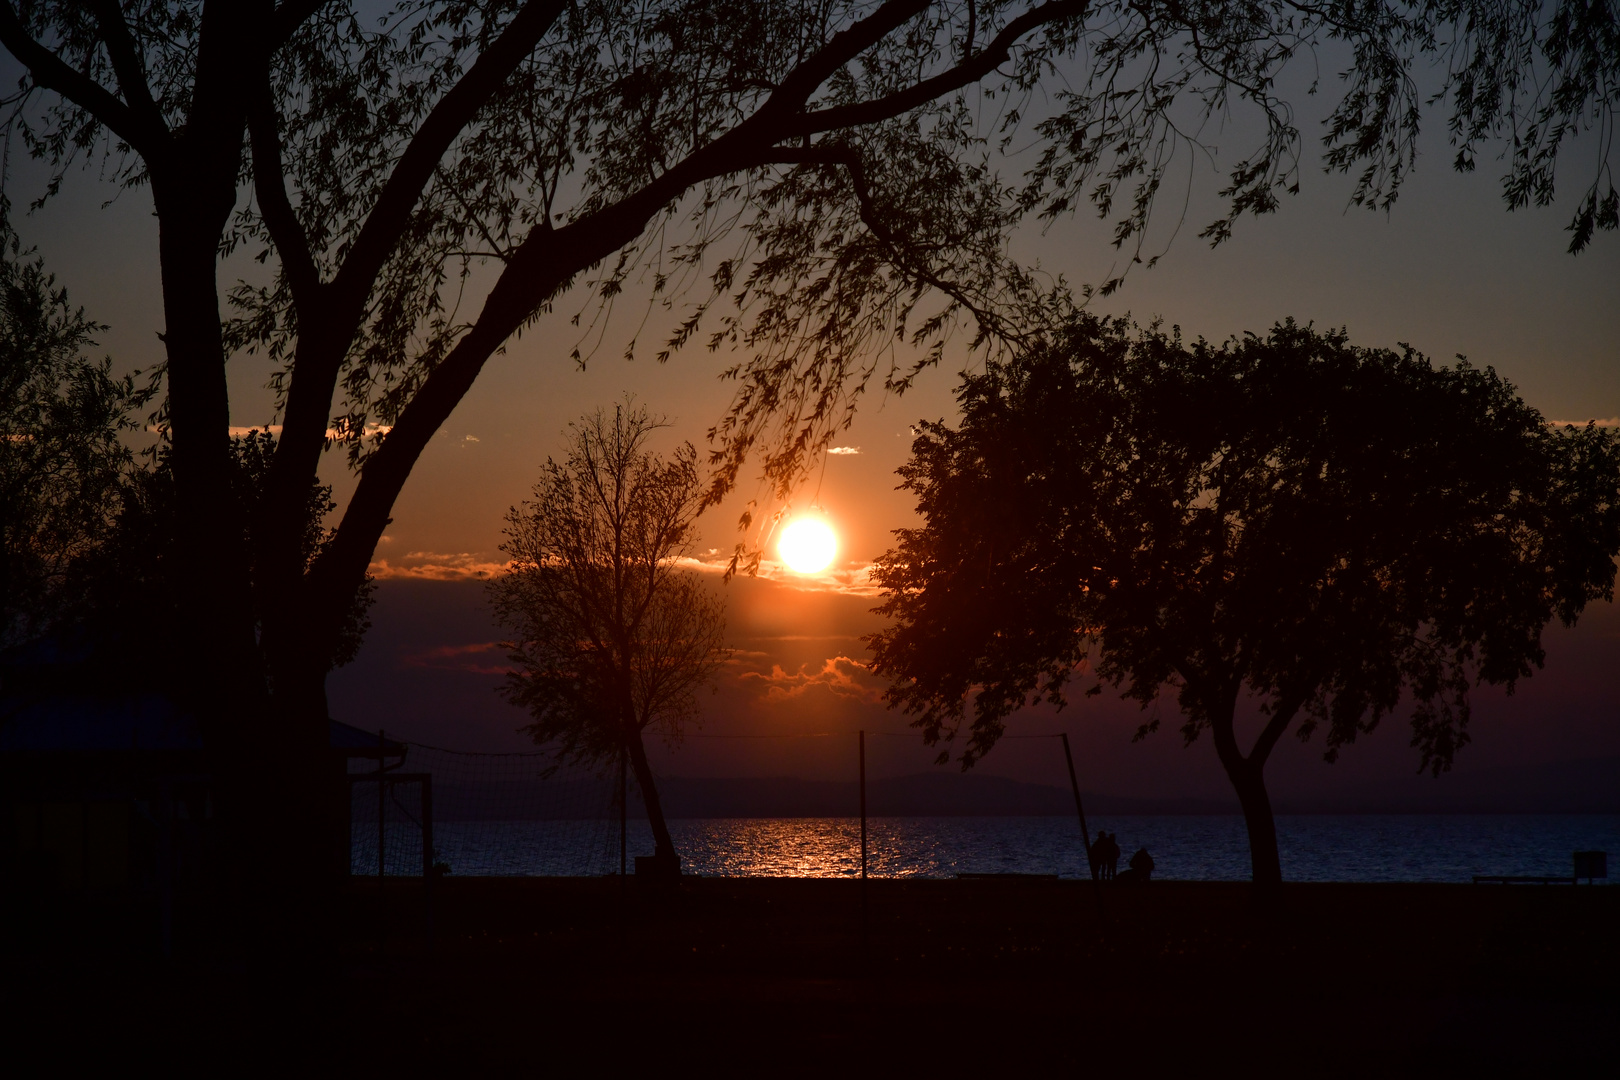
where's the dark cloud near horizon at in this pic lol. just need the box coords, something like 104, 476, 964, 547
327, 576, 1620, 810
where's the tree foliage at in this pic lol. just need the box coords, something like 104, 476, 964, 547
488, 403, 727, 860
869, 315, 1620, 882
0, 232, 143, 649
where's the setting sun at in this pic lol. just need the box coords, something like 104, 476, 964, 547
778, 516, 838, 574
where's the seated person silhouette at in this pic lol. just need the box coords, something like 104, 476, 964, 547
1116, 847, 1155, 883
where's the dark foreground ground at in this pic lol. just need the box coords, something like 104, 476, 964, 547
5, 876, 1615, 1074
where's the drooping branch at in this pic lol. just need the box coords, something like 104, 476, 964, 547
271, 0, 337, 48
327, 0, 569, 318
766, 144, 1025, 343
0, 3, 165, 155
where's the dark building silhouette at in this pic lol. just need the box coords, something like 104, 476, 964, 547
0, 634, 400, 903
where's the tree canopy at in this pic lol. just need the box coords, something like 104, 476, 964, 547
869, 316, 1620, 882
488, 403, 727, 866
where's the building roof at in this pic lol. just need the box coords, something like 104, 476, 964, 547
1, 631, 406, 758
0, 694, 406, 758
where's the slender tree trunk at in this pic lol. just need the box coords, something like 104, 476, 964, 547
1205, 684, 1284, 888
625, 728, 676, 862
1228, 758, 1282, 887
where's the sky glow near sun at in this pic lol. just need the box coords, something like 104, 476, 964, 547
778, 517, 838, 574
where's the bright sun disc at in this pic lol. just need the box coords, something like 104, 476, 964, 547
779, 517, 838, 574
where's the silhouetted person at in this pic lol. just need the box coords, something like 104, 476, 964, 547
1093, 831, 1118, 879
1116, 846, 1154, 883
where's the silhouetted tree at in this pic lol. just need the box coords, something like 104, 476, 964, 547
0, 232, 145, 650
869, 316, 1620, 884
0, 2, 1611, 914
70, 430, 373, 685
488, 404, 727, 867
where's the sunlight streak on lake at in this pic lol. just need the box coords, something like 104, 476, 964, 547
356, 814, 1619, 882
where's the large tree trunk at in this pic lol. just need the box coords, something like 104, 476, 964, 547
151, 184, 259, 712
625, 728, 677, 862
149, 164, 273, 926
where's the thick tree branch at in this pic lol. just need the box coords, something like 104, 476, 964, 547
87, 0, 162, 129
1248, 692, 1304, 768
0, 3, 164, 154
768, 0, 930, 111
792, 0, 1088, 136
184, 2, 268, 163
248, 85, 320, 312
329, 0, 568, 316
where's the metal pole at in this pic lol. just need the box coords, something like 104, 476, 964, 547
421, 774, 434, 951
859, 729, 868, 959
158, 780, 173, 960
377, 728, 387, 950
619, 747, 628, 880
377, 729, 387, 880
1061, 733, 1096, 880
859, 730, 867, 881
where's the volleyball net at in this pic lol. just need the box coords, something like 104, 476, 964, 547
346, 731, 1098, 880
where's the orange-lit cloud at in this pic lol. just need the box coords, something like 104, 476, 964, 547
225, 423, 394, 439
740, 655, 884, 703
827, 446, 862, 455
369, 551, 507, 580
753, 560, 885, 597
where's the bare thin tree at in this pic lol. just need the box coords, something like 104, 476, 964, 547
488, 403, 727, 869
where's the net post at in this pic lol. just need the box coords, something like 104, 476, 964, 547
377, 729, 386, 949
859, 730, 868, 961
859, 730, 867, 882
377, 730, 387, 880
1061, 732, 1095, 880
421, 773, 434, 952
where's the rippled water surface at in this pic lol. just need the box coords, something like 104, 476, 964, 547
357, 814, 1619, 882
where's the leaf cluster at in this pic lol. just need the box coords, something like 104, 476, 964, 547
0, 228, 142, 649
869, 314, 1620, 772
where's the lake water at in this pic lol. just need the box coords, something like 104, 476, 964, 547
355, 814, 1619, 883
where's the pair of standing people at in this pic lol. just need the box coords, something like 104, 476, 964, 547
1090, 830, 1121, 880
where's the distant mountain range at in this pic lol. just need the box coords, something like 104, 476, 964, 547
424, 755, 1617, 820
